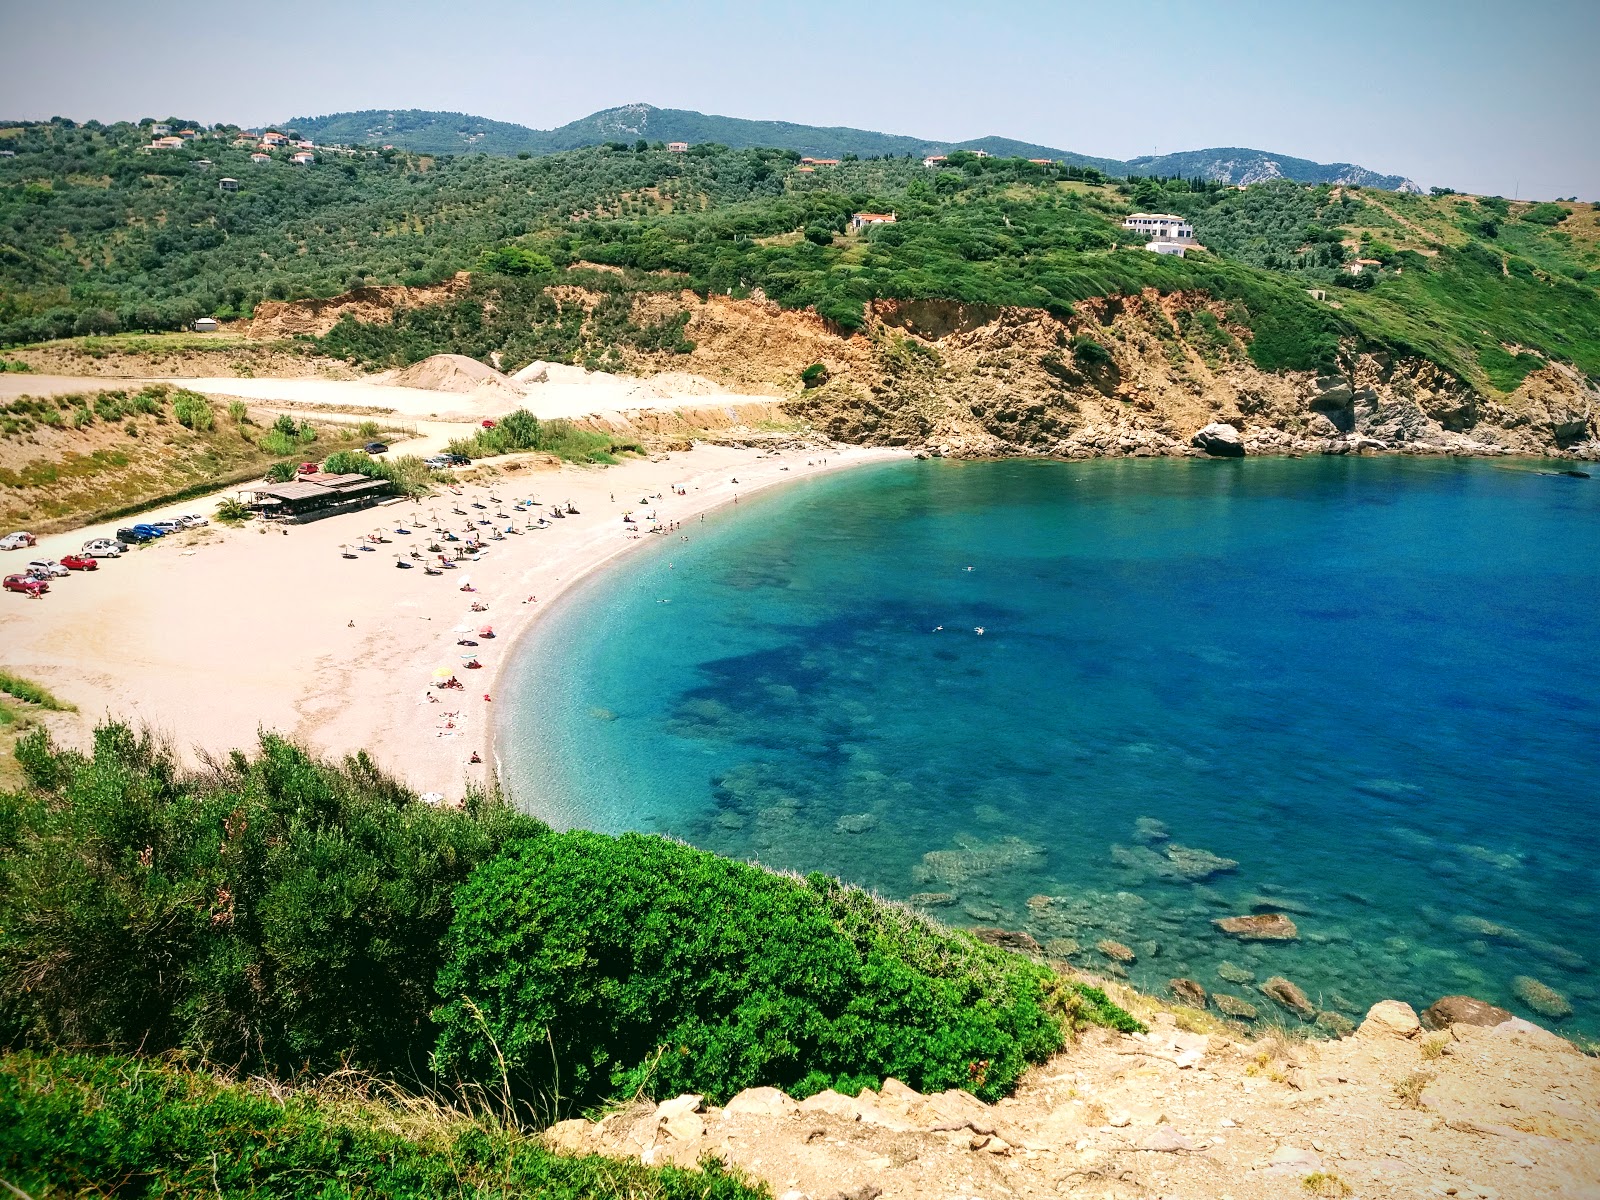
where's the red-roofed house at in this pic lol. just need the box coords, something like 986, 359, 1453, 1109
250, 152, 271, 165
667, 141, 689, 152
800, 157, 841, 166
921, 155, 946, 168
851, 212, 897, 230
261, 131, 288, 146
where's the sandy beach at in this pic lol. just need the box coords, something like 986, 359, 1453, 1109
5, 441, 903, 802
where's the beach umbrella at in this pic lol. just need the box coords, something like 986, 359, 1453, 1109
432, 667, 455, 680
452, 622, 472, 633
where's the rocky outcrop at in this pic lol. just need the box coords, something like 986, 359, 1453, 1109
1421, 994, 1513, 1030
541, 1001, 1599, 1200
617, 290, 1599, 461
1193, 422, 1245, 456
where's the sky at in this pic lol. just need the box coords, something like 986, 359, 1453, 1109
3, 0, 1596, 199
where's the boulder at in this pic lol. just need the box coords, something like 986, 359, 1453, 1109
971, 927, 1043, 955
655, 1094, 703, 1120
1193, 422, 1246, 457
1132, 816, 1170, 844
1212, 913, 1299, 940
1261, 976, 1315, 1018
725, 1086, 798, 1117
1420, 994, 1513, 1030
1045, 937, 1081, 958
1314, 1010, 1356, 1037
1169, 977, 1208, 1008
798, 1089, 861, 1119
1356, 999, 1422, 1039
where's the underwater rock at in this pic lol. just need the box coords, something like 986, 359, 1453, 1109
1421, 994, 1513, 1030
1110, 843, 1174, 879
1245, 893, 1316, 916
714, 812, 746, 830
1213, 993, 1259, 1019
962, 900, 1005, 922
1133, 816, 1171, 844
1314, 1010, 1356, 1037
972, 928, 1043, 956
1026, 894, 1054, 910
1164, 844, 1240, 881
1261, 976, 1315, 1018
1098, 939, 1137, 963
1512, 975, 1573, 1019
834, 813, 879, 835
1216, 961, 1256, 985
1045, 938, 1081, 958
1169, 978, 1207, 1007
915, 835, 1046, 885
908, 892, 956, 907
587, 706, 618, 721
1213, 913, 1299, 941
1451, 914, 1521, 941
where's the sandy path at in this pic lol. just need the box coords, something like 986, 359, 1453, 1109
5, 444, 903, 803
172, 374, 782, 424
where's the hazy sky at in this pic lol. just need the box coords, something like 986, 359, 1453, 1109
3, 0, 1596, 198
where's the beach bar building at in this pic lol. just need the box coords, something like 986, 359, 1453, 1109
246, 472, 391, 522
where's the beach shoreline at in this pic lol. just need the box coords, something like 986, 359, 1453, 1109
6, 439, 904, 803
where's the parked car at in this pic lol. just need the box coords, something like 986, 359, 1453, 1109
423, 455, 452, 469
131, 524, 166, 537
0, 531, 37, 551
299, 462, 319, 475
364, 442, 389, 455
3, 573, 47, 596
60, 553, 98, 571
82, 538, 124, 558
447, 453, 471, 466
178, 513, 209, 527
480, 419, 496, 429
116, 528, 154, 545
26, 559, 69, 578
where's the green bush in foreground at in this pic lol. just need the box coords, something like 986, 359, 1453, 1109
436, 831, 1106, 1108
0, 724, 541, 1075
0, 1051, 769, 1200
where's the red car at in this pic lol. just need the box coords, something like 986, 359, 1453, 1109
3, 573, 47, 596
60, 553, 98, 571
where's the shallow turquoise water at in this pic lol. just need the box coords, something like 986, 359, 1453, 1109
498, 457, 1600, 1036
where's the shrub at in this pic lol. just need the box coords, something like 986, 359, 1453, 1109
264, 460, 297, 482
800, 362, 830, 387
0, 1051, 767, 1200
171, 390, 214, 431
260, 429, 297, 455
226, 399, 249, 423
1069, 334, 1112, 366
214, 496, 250, 522
435, 831, 1086, 1109
0, 724, 542, 1076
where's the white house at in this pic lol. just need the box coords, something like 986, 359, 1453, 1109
151, 123, 171, 135
193, 317, 220, 332
250, 153, 271, 165
922, 155, 947, 168
1123, 213, 1195, 241
289, 151, 314, 165
667, 141, 689, 152
1145, 241, 1187, 257
851, 212, 897, 230
218, 177, 239, 192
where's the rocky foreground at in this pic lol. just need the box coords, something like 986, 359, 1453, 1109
546, 1000, 1599, 1200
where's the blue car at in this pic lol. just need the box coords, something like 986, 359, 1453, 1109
131, 524, 166, 537
116, 528, 155, 545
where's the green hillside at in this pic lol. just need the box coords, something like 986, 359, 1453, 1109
286, 103, 1412, 187
2, 119, 1596, 394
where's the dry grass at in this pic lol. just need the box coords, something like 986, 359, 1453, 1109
1393, 1070, 1434, 1109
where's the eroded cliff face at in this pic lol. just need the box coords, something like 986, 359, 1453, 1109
626, 291, 1599, 459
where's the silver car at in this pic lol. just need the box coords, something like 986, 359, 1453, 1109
82, 538, 124, 558
26, 559, 69, 578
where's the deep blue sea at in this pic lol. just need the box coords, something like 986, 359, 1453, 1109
498, 457, 1600, 1037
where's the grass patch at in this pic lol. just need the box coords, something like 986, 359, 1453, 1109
445, 408, 642, 465
0, 1051, 769, 1200
1393, 1069, 1434, 1109
0, 672, 74, 712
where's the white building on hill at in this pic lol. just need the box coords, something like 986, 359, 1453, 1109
1123, 213, 1194, 241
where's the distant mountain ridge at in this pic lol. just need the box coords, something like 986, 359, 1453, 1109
285, 104, 1419, 190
